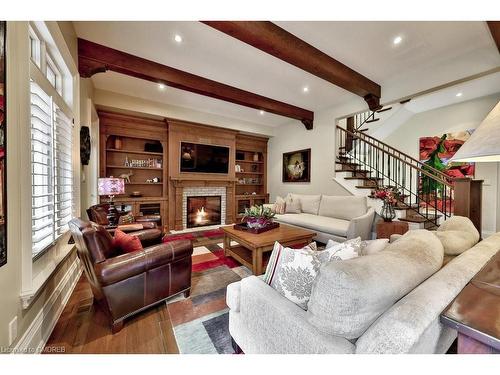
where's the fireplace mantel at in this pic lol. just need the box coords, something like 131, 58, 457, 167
171, 176, 236, 183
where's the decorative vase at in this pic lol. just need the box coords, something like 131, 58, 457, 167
380, 201, 396, 222
253, 153, 259, 162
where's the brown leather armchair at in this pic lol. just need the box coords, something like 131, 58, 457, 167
69, 218, 193, 333
87, 203, 162, 247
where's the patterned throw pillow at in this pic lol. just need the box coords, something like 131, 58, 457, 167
272, 196, 286, 215
263, 238, 361, 310
118, 213, 135, 225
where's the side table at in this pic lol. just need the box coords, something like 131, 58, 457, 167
376, 220, 409, 239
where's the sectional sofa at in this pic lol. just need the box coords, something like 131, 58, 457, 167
226, 217, 499, 354
267, 194, 375, 242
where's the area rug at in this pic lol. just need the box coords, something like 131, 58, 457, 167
163, 228, 224, 248
167, 241, 252, 354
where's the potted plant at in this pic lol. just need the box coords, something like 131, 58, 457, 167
370, 186, 401, 222
242, 205, 276, 229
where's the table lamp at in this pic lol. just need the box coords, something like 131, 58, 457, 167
98, 177, 125, 226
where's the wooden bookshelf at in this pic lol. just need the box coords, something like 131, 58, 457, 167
234, 134, 269, 220
99, 111, 169, 228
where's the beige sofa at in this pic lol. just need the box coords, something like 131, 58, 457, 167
268, 194, 375, 242
226, 219, 499, 354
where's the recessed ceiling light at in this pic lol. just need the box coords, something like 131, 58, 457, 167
158, 83, 166, 90
393, 36, 403, 45
302, 86, 309, 93
456, 92, 463, 97
259, 110, 265, 115
174, 34, 182, 43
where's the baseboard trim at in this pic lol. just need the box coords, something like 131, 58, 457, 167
13, 258, 82, 354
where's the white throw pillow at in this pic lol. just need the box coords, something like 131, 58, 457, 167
291, 194, 322, 215
319, 195, 368, 221
285, 194, 301, 214
359, 238, 390, 255
264, 238, 361, 310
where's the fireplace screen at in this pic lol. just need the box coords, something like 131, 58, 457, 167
187, 196, 222, 228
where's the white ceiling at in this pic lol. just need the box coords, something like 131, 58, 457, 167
73, 21, 500, 128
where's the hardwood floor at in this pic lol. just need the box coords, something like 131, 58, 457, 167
44, 274, 179, 354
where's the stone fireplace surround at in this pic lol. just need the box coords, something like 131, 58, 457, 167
182, 187, 226, 229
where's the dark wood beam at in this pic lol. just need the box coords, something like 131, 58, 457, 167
487, 21, 500, 53
202, 21, 382, 111
77, 38, 314, 129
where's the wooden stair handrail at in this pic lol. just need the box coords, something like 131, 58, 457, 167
337, 126, 454, 188
337, 125, 455, 186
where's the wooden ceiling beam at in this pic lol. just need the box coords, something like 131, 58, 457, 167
487, 21, 500, 53
77, 38, 314, 129
202, 21, 382, 111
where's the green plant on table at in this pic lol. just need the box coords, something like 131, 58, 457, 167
242, 205, 275, 228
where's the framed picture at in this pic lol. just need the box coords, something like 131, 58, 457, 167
282, 148, 311, 183
419, 130, 475, 213
0, 21, 6, 268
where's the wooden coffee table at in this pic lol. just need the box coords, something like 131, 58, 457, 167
221, 223, 316, 275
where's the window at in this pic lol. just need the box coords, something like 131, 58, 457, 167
46, 53, 62, 95
29, 29, 41, 67
29, 24, 74, 259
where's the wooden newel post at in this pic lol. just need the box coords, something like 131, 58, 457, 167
453, 178, 483, 236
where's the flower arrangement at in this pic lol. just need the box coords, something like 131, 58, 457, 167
242, 205, 276, 229
370, 186, 401, 222
370, 186, 401, 205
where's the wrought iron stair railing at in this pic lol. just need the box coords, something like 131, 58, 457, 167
336, 125, 455, 228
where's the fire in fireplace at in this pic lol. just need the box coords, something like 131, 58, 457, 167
187, 196, 222, 228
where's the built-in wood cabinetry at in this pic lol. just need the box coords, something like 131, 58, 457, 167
98, 110, 269, 232
235, 134, 269, 220
98, 111, 168, 228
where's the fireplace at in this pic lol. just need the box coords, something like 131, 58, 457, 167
186, 196, 222, 228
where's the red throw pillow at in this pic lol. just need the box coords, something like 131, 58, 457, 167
113, 229, 143, 254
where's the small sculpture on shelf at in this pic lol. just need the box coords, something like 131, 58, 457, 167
146, 177, 161, 183
119, 170, 133, 183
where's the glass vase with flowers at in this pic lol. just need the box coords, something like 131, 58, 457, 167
370, 186, 401, 222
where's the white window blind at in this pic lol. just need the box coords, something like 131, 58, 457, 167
31, 82, 55, 255
54, 106, 73, 236
30, 80, 73, 257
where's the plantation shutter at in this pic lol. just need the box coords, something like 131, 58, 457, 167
31, 81, 55, 255
54, 105, 73, 236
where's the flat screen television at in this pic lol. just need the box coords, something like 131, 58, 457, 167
180, 142, 230, 174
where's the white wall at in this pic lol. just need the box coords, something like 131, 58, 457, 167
80, 78, 98, 211
384, 93, 500, 236
268, 99, 366, 201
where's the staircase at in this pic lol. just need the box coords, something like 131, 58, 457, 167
335, 110, 455, 230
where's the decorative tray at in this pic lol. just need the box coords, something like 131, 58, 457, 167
233, 222, 280, 234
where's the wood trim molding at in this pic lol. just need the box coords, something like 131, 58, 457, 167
14, 257, 82, 353
202, 21, 382, 110
78, 38, 314, 129
487, 21, 500, 53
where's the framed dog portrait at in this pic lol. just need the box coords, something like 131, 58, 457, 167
282, 148, 311, 183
